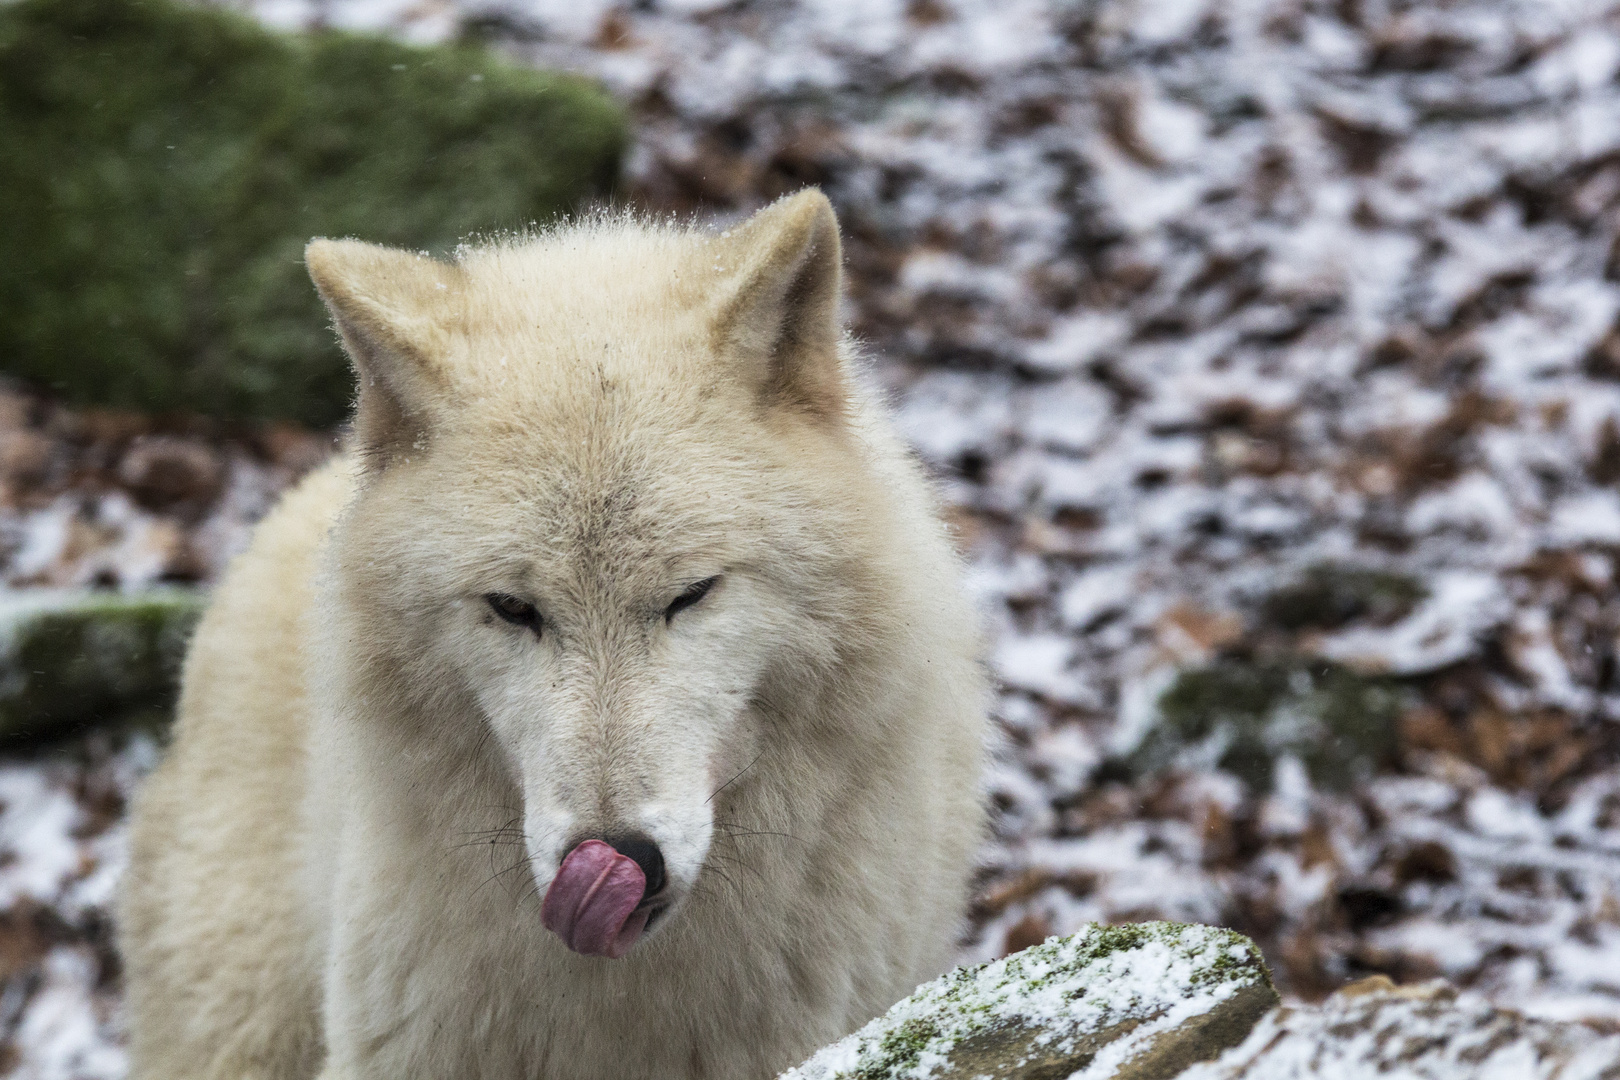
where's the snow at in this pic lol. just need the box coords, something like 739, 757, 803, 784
1549, 491, 1620, 548
0, 771, 87, 912
1318, 571, 1509, 675
1182, 982, 1620, 1079
993, 633, 1088, 706
11, 951, 126, 1080
1023, 313, 1131, 376
1058, 565, 1136, 632
0, 739, 150, 1078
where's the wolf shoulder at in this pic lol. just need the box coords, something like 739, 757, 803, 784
166, 457, 355, 748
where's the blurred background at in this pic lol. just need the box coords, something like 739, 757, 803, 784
4, 0, 1620, 1074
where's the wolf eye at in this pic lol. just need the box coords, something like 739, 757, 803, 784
665, 576, 718, 623
486, 593, 540, 632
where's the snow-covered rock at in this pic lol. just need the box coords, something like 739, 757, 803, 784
1186, 976, 1620, 1079
780, 923, 1278, 1080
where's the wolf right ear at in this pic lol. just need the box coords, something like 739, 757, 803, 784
709, 190, 847, 420
306, 239, 461, 467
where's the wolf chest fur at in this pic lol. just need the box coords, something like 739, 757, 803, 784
118, 190, 988, 1080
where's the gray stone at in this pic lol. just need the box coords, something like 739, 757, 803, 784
780, 922, 1279, 1080
1181, 976, 1620, 1079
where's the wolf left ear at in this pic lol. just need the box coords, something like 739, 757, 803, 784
306, 239, 462, 467
710, 190, 847, 419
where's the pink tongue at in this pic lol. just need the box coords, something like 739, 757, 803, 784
540, 840, 649, 959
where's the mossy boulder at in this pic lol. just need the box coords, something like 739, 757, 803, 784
0, 0, 626, 426
780, 923, 1277, 1080
0, 588, 204, 743
1130, 659, 1408, 792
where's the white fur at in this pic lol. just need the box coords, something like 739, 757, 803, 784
119, 191, 988, 1080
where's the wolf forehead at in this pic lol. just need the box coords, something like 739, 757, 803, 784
307, 191, 857, 582
418, 229, 743, 398
305, 190, 849, 437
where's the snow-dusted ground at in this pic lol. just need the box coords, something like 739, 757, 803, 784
9, 0, 1620, 1073
0, 739, 153, 1079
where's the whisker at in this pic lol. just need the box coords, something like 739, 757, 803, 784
707, 851, 764, 885
475, 856, 533, 895
712, 827, 802, 843
700, 864, 738, 893
458, 815, 525, 836
451, 838, 527, 854
450, 818, 528, 854
707, 750, 764, 804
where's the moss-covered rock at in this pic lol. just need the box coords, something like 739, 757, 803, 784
1260, 564, 1427, 632
780, 923, 1278, 1080
0, 588, 203, 743
0, 0, 626, 426
1130, 659, 1408, 792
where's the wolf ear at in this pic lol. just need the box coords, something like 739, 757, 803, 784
306, 238, 461, 466
710, 190, 847, 419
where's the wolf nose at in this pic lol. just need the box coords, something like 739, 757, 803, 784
603, 834, 665, 900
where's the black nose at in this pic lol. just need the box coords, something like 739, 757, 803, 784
605, 833, 665, 900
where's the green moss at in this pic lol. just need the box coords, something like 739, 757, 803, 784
1131, 658, 1408, 792
1261, 564, 1427, 632
1005, 923, 1150, 998
0, 589, 204, 743
0, 0, 626, 426
853, 1018, 943, 1080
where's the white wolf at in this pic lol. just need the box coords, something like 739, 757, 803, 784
118, 190, 988, 1080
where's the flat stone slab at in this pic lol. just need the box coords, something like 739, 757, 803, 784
780, 922, 1279, 1080
1182, 976, 1620, 1079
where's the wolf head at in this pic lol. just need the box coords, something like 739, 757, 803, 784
305, 192, 884, 958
